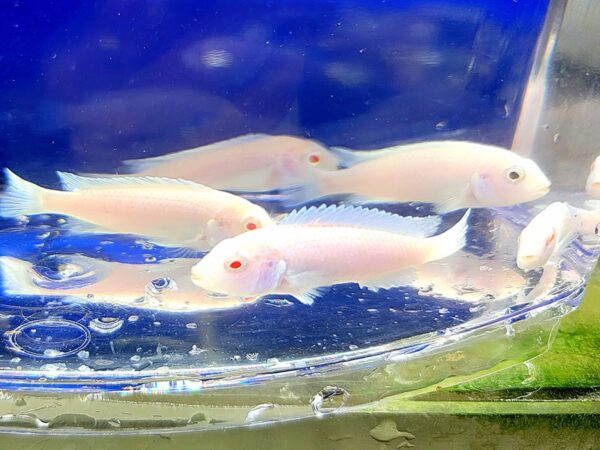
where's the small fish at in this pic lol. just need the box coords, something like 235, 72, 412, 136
516, 201, 600, 271
284, 141, 551, 213
116, 134, 340, 192
585, 155, 600, 198
0, 255, 256, 312
191, 204, 469, 305
0, 170, 274, 250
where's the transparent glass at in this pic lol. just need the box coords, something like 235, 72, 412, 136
0, 0, 598, 433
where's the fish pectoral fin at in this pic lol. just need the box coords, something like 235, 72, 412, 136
359, 269, 417, 292
432, 185, 474, 214
293, 287, 328, 306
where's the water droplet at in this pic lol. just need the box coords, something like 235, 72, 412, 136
435, 121, 448, 131
348, 344, 358, 350
246, 353, 259, 361
310, 386, 350, 417
128, 315, 139, 323
153, 321, 161, 327
264, 298, 294, 307
185, 322, 198, 329
89, 318, 124, 335
245, 403, 275, 423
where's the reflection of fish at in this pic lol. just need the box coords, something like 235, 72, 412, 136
0, 170, 274, 251
517, 201, 600, 271
284, 141, 551, 213
0, 255, 255, 312
119, 134, 339, 192
191, 204, 469, 305
585, 155, 600, 198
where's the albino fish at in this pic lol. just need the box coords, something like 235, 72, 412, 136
585, 155, 600, 198
284, 141, 551, 213
191, 204, 470, 305
0, 170, 274, 251
117, 134, 340, 192
0, 255, 256, 312
517, 201, 600, 271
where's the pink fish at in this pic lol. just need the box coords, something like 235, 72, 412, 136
191, 204, 469, 305
0, 170, 274, 250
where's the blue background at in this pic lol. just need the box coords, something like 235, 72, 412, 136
1, 0, 549, 183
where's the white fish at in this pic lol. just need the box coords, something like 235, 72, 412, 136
118, 134, 340, 192
0, 170, 274, 250
191, 204, 469, 305
0, 255, 256, 312
284, 141, 551, 213
585, 155, 600, 198
516, 201, 600, 271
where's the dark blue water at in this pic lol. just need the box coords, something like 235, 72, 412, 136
0, 0, 556, 390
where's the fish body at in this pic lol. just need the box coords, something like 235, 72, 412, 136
0, 255, 254, 312
0, 170, 274, 250
121, 134, 339, 192
191, 204, 469, 304
286, 141, 551, 213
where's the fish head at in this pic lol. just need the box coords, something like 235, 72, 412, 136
191, 233, 286, 297
516, 202, 567, 270
274, 137, 340, 185
208, 202, 275, 246
471, 155, 551, 207
585, 155, 600, 198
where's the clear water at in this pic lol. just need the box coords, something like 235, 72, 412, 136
0, 0, 596, 393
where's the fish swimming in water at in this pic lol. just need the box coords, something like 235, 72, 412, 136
115, 134, 340, 192
517, 201, 600, 271
0, 169, 274, 251
0, 255, 256, 312
191, 204, 470, 305
283, 141, 551, 213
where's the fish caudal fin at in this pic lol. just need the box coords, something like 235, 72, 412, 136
426, 209, 471, 262
0, 169, 44, 217
0, 256, 41, 296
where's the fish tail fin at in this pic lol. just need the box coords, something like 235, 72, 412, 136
0, 256, 40, 296
0, 169, 44, 217
426, 209, 471, 261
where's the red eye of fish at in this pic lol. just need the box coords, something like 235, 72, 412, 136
229, 260, 242, 269
246, 222, 257, 231
308, 154, 320, 164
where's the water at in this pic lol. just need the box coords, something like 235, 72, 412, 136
0, 0, 596, 396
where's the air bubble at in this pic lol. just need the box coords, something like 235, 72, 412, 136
89, 318, 124, 335
8, 319, 90, 359
185, 322, 198, 329
246, 353, 259, 361
127, 315, 139, 323
310, 386, 350, 417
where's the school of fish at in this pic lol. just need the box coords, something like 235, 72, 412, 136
2, 133, 599, 310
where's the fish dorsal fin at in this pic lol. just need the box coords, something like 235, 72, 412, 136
57, 171, 212, 192
122, 134, 270, 173
280, 204, 441, 237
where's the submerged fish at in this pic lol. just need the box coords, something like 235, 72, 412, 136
284, 141, 551, 213
585, 155, 600, 198
0, 170, 274, 250
517, 201, 600, 271
0, 255, 255, 312
118, 134, 339, 192
191, 204, 470, 305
